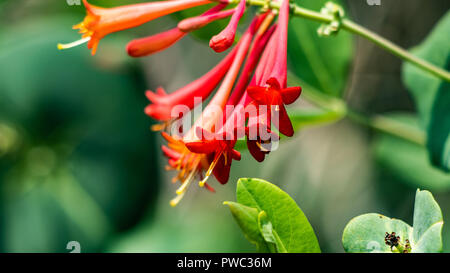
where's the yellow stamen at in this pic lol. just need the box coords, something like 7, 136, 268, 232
57, 37, 91, 50
223, 151, 228, 166
256, 141, 270, 152
199, 150, 223, 187
170, 191, 186, 207
151, 120, 173, 132
151, 123, 166, 131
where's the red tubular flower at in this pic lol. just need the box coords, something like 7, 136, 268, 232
144, 45, 238, 122
58, 0, 211, 55
127, 28, 186, 57
185, 24, 254, 141
162, 24, 254, 206
246, 0, 302, 137
58, 0, 307, 206
178, 5, 234, 32
209, 0, 246, 52
127, 4, 229, 58
184, 16, 270, 186
226, 21, 276, 107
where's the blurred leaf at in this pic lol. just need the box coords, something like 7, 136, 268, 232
402, 11, 450, 172
107, 198, 256, 253
289, 108, 344, 131
342, 189, 443, 253
288, 0, 353, 97
412, 190, 444, 252
2, 187, 67, 252
227, 178, 321, 253
374, 114, 450, 191
0, 15, 159, 252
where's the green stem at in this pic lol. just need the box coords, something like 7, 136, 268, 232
347, 111, 425, 145
341, 19, 450, 82
225, 0, 450, 82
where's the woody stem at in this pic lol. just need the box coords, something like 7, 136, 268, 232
224, 0, 450, 82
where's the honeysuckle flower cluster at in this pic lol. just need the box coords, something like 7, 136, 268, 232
59, 0, 302, 206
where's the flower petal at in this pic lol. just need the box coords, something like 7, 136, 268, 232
209, 0, 246, 52
127, 27, 186, 57
281, 86, 302, 105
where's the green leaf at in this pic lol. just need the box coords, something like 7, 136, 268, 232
235, 178, 321, 253
223, 201, 270, 252
412, 189, 444, 252
342, 189, 444, 253
342, 213, 413, 253
374, 114, 450, 191
257, 211, 286, 253
402, 11, 450, 171
288, 0, 353, 97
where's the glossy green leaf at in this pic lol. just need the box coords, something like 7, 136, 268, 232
342, 189, 443, 253
374, 114, 450, 191
288, 0, 353, 96
342, 213, 412, 253
234, 178, 321, 253
402, 11, 450, 171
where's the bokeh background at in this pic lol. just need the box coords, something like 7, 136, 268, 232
0, 0, 449, 252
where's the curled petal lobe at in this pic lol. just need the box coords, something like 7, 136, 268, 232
281, 86, 302, 105
247, 86, 268, 104
247, 138, 265, 162
272, 97, 294, 137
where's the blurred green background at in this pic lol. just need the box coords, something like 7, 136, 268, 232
0, 0, 449, 253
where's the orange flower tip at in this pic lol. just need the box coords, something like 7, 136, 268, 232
57, 37, 91, 51
126, 44, 139, 58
